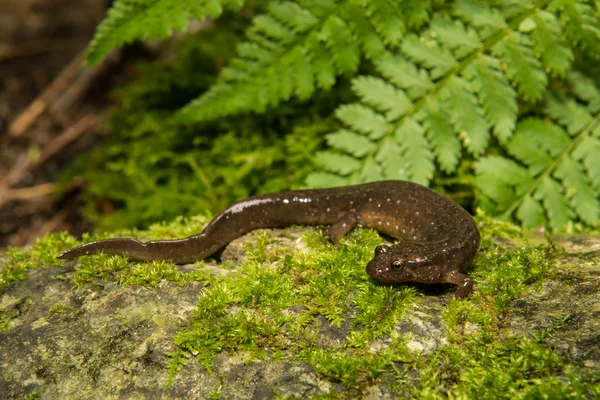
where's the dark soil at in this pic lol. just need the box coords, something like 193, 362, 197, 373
0, 0, 135, 249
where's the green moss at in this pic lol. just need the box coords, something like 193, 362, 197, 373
443, 241, 560, 339
413, 336, 599, 399
2, 214, 596, 396
1, 232, 78, 294
48, 303, 71, 317
169, 227, 417, 390
69, 216, 213, 288
22, 390, 43, 400
0, 307, 17, 332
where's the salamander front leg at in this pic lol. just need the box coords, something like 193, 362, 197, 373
327, 212, 359, 245
443, 270, 473, 300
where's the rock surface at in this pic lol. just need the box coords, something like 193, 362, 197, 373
1, 230, 599, 399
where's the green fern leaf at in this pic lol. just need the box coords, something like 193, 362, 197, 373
573, 136, 600, 190
308, 35, 337, 90
463, 54, 517, 142
516, 195, 546, 228
394, 118, 434, 185
305, 172, 347, 188
321, 16, 361, 75
430, 16, 482, 59
554, 156, 600, 225
269, 1, 318, 31
401, 35, 458, 79
534, 176, 572, 231
335, 104, 391, 140
362, 0, 406, 46
351, 76, 412, 120
525, 10, 574, 77
507, 118, 569, 175
400, 0, 433, 29
342, 3, 386, 59
453, 0, 507, 38
253, 14, 295, 41
325, 130, 375, 158
549, 0, 600, 56
544, 95, 592, 135
375, 139, 409, 180
359, 158, 385, 182
566, 71, 600, 114
315, 151, 360, 176
442, 76, 490, 155
375, 54, 434, 100
492, 31, 548, 102
423, 99, 461, 173
473, 173, 516, 212
474, 155, 532, 187
290, 47, 315, 99
86, 0, 244, 65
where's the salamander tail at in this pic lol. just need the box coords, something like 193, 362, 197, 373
57, 238, 143, 260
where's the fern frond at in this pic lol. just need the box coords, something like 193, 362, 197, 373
309, 0, 586, 187
566, 71, 600, 114
180, 0, 433, 122
515, 195, 546, 228
401, 35, 458, 79
361, 0, 406, 46
325, 130, 375, 157
314, 151, 360, 176
320, 16, 361, 75
351, 76, 412, 120
527, 10, 574, 77
463, 55, 517, 142
506, 118, 569, 175
86, 0, 244, 65
474, 156, 531, 210
442, 76, 490, 155
335, 104, 391, 140
549, 0, 600, 57
492, 31, 547, 102
423, 99, 461, 173
534, 176, 573, 230
375, 54, 434, 100
342, 3, 386, 59
475, 88, 600, 230
453, 0, 508, 37
554, 156, 600, 225
375, 138, 408, 180
394, 118, 435, 185
430, 16, 482, 59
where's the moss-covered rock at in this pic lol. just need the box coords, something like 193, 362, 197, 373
1, 219, 599, 399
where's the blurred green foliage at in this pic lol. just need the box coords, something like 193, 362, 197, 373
66, 20, 345, 231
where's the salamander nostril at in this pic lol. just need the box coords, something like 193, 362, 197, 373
375, 245, 390, 255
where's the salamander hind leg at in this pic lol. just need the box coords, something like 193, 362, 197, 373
443, 270, 473, 300
327, 212, 359, 245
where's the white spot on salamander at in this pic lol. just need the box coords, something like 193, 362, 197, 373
229, 198, 273, 214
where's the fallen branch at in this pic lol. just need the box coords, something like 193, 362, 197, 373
8, 49, 87, 137
0, 115, 96, 206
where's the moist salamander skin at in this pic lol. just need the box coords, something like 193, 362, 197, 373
58, 180, 480, 299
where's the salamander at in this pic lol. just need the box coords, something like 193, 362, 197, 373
58, 180, 480, 298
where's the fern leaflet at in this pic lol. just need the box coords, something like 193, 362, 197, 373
311, 0, 561, 185
475, 72, 600, 230
86, 0, 245, 65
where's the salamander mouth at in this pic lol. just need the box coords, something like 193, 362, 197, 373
366, 259, 394, 282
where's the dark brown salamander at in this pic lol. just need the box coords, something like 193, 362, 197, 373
58, 180, 480, 298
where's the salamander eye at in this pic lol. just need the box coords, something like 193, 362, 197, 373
375, 245, 390, 255
391, 260, 404, 269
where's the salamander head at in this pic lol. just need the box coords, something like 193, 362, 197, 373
366, 244, 438, 283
